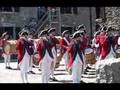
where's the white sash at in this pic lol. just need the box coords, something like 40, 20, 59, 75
63, 37, 70, 46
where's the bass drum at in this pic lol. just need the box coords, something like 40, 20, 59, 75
3, 40, 17, 55
3, 42, 11, 55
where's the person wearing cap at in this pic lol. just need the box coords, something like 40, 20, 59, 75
76, 24, 85, 31
60, 30, 71, 70
76, 24, 88, 53
95, 30, 112, 60
95, 18, 104, 31
36, 29, 54, 83
80, 30, 89, 54
67, 31, 86, 83
47, 28, 59, 81
92, 30, 101, 59
0, 32, 12, 69
16, 30, 32, 83
27, 32, 35, 74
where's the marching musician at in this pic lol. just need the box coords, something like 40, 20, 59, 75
27, 32, 35, 74
16, 30, 33, 83
47, 28, 59, 81
0, 32, 12, 69
60, 30, 71, 70
76, 24, 88, 53
76, 25, 90, 73
96, 29, 112, 60
92, 30, 101, 59
36, 29, 54, 83
67, 31, 86, 83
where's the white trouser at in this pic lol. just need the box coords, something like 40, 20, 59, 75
3, 54, 11, 67
19, 51, 30, 83
62, 51, 69, 68
41, 50, 53, 83
72, 53, 83, 83
50, 47, 57, 78
28, 55, 33, 72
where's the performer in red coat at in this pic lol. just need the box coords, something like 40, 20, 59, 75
76, 24, 88, 53
0, 32, 12, 69
60, 30, 71, 69
37, 29, 54, 83
96, 31, 111, 60
27, 32, 35, 74
92, 31, 102, 62
67, 31, 86, 83
80, 30, 89, 53
47, 28, 59, 81
16, 30, 32, 83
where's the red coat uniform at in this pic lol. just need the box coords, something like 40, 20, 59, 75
16, 38, 25, 64
36, 38, 54, 63
96, 33, 110, 60
80, 35, 88, 53
67, 42, 84, 68
60, 37, 70, 54
16, 38, 33, 64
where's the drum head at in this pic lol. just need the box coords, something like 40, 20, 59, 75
85, 48, 93, 54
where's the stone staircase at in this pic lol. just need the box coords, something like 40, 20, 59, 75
81, 66, 97, 83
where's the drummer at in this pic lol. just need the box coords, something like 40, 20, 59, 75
47, 28, 60, 81
0, 32, 12, 69
36, 29, 54, 83
16, 30, 32, 83
76, 25, 92, 73
27, 32, 35, 74
67, 31, 85, 83
76, 24, 88, 53
60, 30, 71, 70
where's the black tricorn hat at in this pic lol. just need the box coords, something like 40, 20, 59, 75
38, 29, 48, 37
2, 32, 9, 38
72, 31, 82, 39
76, 24, 85, 31
48, 28, 56, 34
62, 30, 69, 37
20, 30, 29, 36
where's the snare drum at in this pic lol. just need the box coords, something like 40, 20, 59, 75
85, 48, 96, 64
115, 49, 120, 58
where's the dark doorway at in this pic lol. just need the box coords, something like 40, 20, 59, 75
96, 7, 101, 19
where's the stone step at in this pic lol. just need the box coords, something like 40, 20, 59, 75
81, 78, 97, 83
82, 74, 96, 78
87, 69, 96, 72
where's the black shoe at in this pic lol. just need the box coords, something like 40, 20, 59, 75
6, 66, 12, 69
38, 68, 41, 71
80, 80, 86, 83
32, 65, 35, 68
83, 72, 88, 75
29, 71, 36, 74
86, 66, 92, 69
49, 77, 58, 81
84, 69, 89, 72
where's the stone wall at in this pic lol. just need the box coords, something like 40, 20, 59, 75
0, 7, 37, 27
96, 58, 120, 83
61, 7, 96, 37
105, 7, 120, 30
